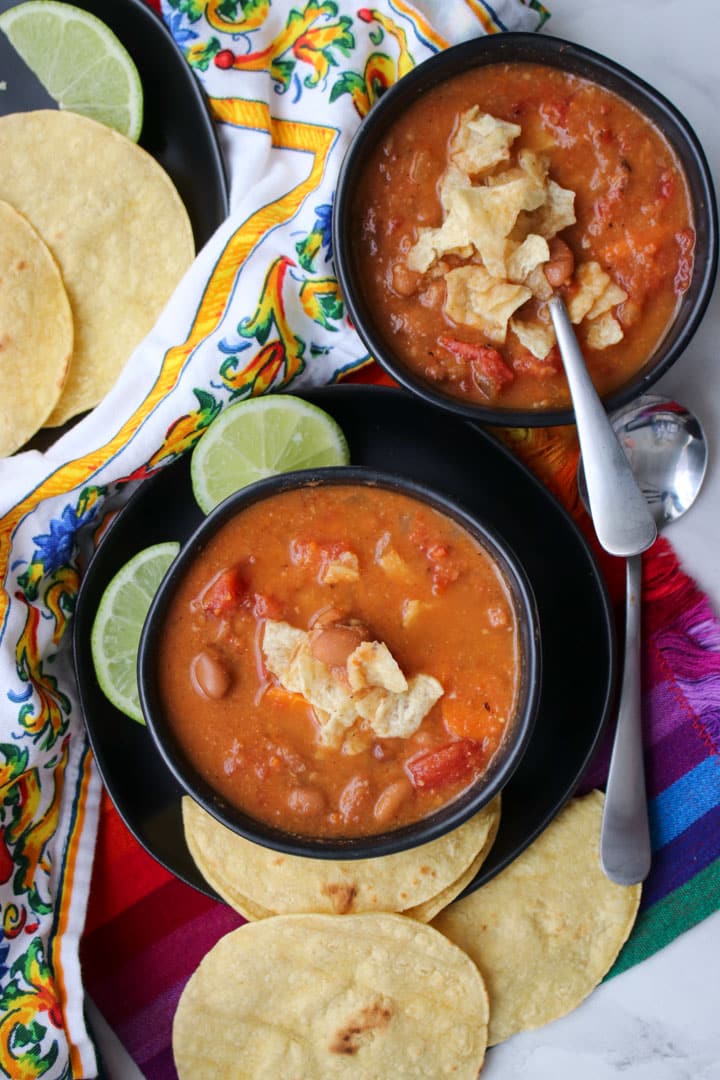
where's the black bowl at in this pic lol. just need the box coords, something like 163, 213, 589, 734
333, 32, 718, 428
138, 467, 541, 859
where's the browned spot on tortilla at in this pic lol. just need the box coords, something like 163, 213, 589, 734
271, 856, 285, 866
328, 1000, 393, 1055
322, 881, 358, 914
420, 865, 433, 875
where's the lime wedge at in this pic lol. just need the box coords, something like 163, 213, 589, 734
191, 395, 350, 514
91, 541, 179, 724
0, 1, 143, 141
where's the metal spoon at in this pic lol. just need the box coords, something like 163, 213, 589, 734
548, 295, 658, 557
578, 394, 708, 884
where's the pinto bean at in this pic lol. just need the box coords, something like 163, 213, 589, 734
544, 237, 575, 288
373, 777, 413, 827
338, 776, 372, 822
190, 650, 231, 700
287, 786, 327, 816
392, 261, 420, 297
309, 606, 344, 629
310, 623, 372, 668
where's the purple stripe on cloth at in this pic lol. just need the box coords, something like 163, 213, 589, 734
646, 721, 710, 796
649, 756, 720, 848
644, 675, 692, 746
142, 1045, 176, 1080
647, 623, 720, 756
642, 800, 720, 909
116, 982, 183, 1071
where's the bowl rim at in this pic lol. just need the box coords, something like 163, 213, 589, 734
332, 30, 719, 428
137, 465, 541, 860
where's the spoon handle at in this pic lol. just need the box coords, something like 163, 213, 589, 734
548, 296, 657, 557
600, 553, 652, 885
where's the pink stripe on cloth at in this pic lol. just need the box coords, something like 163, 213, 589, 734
580, 539, 720, 796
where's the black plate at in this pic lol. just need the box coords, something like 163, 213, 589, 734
1, 0, 229, 449
73, 385, 616, 900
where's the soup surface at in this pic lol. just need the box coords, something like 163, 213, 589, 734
352, 63, 694, 410
157, 485, 520, 838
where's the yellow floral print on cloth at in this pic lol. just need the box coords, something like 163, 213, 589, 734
0, 0, 548, 1076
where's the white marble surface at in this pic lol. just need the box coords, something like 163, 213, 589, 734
90, 1, 720, 1076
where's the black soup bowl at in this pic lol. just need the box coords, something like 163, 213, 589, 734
333, 32, 718, 428
138, 467, 541, 859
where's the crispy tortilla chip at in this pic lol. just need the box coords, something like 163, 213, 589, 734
452, 180, 546, 277
445, 266, 531, 342
0, 199, 73, 455
182, 795, 500, 917
450, 107, 521, 175
406, 216, 471, 273
263, 620, 443, 747
172, 914, 489, 1080
262, 620, 306, 677
347, 641, 407, 694
510, 316, 556, 359
432, 791, 641, 1046
527, 178, 576, 239
357, 674, 444, 739
439, 162, 472, 213
567, 261, 612, 323
506, 234, 550, 283
0, 111, 194, 425
525, 264, 554, 301
407, 176, 544, 278
282, 640, 358, 746
586, 280, 628, 321
517, 148, 550, 187
587, 311, 624, 349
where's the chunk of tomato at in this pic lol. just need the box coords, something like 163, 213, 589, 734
438, 337, 514, 400
406, 739, 486, 790
200, 566, 246, 617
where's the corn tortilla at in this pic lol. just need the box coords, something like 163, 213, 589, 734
182, 794, 500, 918
173, 913, 489, 1079
0, 199, 72, 455
0, 110, 194, 425
432, 790, 641, 1045
404, 795, 501, 922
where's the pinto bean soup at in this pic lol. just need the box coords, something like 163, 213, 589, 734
352, 63, 694, 410
156, 484, 522, 840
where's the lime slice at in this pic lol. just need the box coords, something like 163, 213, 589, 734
0, 1, 143, 141
91, 541, 179, 724
191, 395, 350, 515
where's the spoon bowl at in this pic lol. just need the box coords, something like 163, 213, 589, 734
577, 393, 708, 885
549, 295, 658, 557
577, 395, 708, 526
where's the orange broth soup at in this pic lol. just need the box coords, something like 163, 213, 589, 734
352, 63, 694, 410
157, 484, 521, 839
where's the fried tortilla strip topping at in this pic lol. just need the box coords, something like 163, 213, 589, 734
262, 620, 443, 748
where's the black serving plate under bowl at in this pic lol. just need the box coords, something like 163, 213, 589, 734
333, 32, 718, 428
137, 467, 541, 860
73, 385, 616, 900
